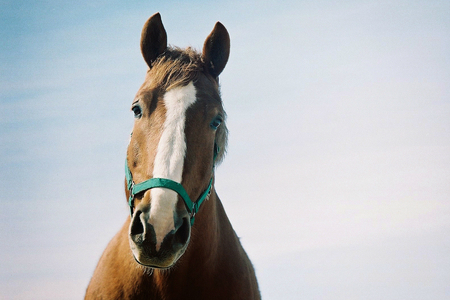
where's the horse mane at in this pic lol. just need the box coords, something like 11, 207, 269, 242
150, 46, 228, 164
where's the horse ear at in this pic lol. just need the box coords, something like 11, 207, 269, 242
202, 22, 230, 78
140, 12, 167, 68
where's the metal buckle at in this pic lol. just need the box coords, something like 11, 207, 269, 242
191, 202, 197, 219
206, 186, 212, 200
129, 181, 135, 217
189, 203, 197, 226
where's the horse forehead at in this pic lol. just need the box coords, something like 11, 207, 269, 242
163, 82, 198, 110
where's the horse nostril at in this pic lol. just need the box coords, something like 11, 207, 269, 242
130, 210, 144, 238
175, 217, 190, 245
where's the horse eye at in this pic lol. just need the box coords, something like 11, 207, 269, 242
132, 105, 142, 118
210, 116, 223, 130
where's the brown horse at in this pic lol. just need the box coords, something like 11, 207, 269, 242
85, 13, 260, 300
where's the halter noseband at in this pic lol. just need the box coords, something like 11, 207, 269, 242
125, 143, 219, 226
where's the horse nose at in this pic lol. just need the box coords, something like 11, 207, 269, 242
129, 208, 190, 264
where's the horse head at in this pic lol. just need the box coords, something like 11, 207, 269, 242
126, 13, 229, 268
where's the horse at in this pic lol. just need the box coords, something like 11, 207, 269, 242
85, 13, 260, 300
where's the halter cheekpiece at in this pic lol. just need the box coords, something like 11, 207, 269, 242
125, 143, 219, 226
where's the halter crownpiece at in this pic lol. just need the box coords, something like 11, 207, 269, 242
125, 142, 219, 226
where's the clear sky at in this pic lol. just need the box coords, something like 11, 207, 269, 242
1, 0, 449, 299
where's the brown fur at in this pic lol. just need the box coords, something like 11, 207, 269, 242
85, 13, 260, 299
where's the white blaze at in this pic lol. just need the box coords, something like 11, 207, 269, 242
150, 82, 197, 250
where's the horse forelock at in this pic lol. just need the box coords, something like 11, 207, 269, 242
149, 47, 203, 91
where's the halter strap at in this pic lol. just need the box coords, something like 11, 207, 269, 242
125, 143, 219, 226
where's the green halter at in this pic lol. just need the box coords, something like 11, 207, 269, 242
125, 143, 219, 226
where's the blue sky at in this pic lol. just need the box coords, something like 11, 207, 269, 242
1, 0, 449, 299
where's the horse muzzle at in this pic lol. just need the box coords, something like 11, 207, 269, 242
129, 206, 191, 268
